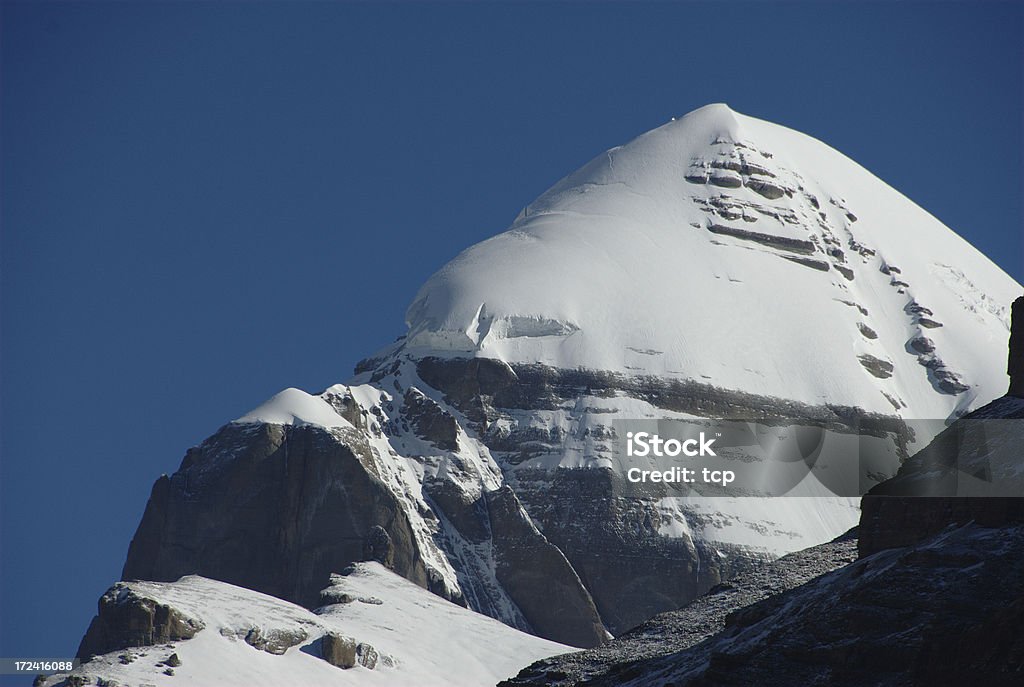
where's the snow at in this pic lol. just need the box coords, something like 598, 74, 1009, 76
401, 103, 1020, 422
49, 564, 571, 687
234, 387, 353, 429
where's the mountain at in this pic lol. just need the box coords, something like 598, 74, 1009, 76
56, 104, 1020, 686
504, 522, 1024, 687
500, 528, 860, 686
42, 562, 569, 687
403, 103, 1016, 417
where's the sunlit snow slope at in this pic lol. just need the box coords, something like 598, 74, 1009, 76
49, 564, 569, 687
403, 104, 1020, 420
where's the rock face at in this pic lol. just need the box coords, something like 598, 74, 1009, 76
484, 485, 613, 648
241, 625, 307, 655
319, 631, 358, 669
413, 355, 892, 632
502, 530, 859, 687
504, 524, 1024, 687
122, 422, 442, 611
78, 584, 204, 659
1009, 296, 1024, 397
121, 412, 605, 648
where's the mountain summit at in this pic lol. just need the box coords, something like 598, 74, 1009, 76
403, 103, 1017, 419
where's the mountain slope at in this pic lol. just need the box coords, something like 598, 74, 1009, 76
502, 523, 1024, 687
501, 529, 859, 687
403, 103, 1018, 420
50, 563, 569, 687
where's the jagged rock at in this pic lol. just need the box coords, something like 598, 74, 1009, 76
77, 585, 204, 659
909, 335, 935, 353
834, 264, 854, 281
707, 223, 816, 254
860, 300, 1024, 555
932, 367, 969, 395
857, 322, 878, 339
355, 642, 379, 669
402, 387, 459, 450
744, 175, 786, 199
122, 423, 442, 609
782, 255, 830, 271
316, 632, 381, 671
118, 399, 604, 646
164, 653, 180, 667
319, 632, 357, 669
243, 626, 308, 655
422, 478, 489, 543
320, 388, 367, 430
861, 393, 1024, 556
857, 354, 894, 379
708, 171, 742, 188
484, 485, 607, 647
1009, 295, 1024, 396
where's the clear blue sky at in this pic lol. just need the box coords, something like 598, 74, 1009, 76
2, 0, 1021, 664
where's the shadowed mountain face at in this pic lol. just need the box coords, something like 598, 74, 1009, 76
506, 522, 1024, 687
120, 418, 607, 649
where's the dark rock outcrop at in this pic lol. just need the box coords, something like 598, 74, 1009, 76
122, 423, 442, 610
859, 392, 1024, 556
505, 524, 1024, 687
857, 353, 894, 379
77, 584, 204, 659
243, 626, 307, 655
860, 299, 1024, 558
414, 357, 905, 435
1010, 295, 1024, 396
319, 631, 357, 669
509, 467, 759, 636
402, 387, 460, 450
484, 486, 607, 648
318, 632, 381, 670
120, 414, 606, 647
501, 530, 858, 686
860, 494, 1024, 557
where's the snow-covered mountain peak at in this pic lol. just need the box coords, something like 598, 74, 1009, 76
669, 101, 743, 135
400, 104, 1020, 420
